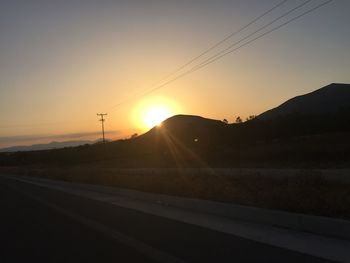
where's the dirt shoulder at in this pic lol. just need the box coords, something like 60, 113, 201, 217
1, 166, 349, 220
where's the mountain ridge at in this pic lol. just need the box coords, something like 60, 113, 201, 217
0, 140, 93, 152
1, 83, 350, 167
258, 83, 350, 120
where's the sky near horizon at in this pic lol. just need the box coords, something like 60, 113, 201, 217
1, 0, 350, 148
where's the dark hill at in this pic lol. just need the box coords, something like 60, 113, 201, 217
0, 140, 93, 152
131, 115, 227, 164
140, 114, 226, 144
258, 83, 350, 120
1, 83, 350, 168
161, 114, 224, 129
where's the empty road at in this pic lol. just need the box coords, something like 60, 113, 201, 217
0, 175, 333, 263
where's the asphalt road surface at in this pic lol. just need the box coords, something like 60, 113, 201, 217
0, 176, 333, 263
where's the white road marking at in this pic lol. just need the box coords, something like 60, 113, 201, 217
5, 180, 186, 263
4, 175, 350, 263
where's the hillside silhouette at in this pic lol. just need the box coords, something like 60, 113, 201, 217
0, 140, 93, 153
258, 83, 350, 120
1, 83, 349, 168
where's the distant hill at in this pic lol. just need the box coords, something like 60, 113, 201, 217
258, 83, 350, 120
143, 114, 225, 139
130, 84, 350, 165
161, 114, 224, 129
144, 84, 350, 145
0, 140, 93, 152
1, 83, 349, 167
135, 114, 227, 152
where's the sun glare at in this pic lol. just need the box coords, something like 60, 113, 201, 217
132, 97, 180, 131
142, 106, 171, 129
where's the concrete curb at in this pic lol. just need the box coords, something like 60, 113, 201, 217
7, 175, 350, 241
75, 182, 350, 241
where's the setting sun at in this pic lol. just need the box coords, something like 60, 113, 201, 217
142, 106, 171, 129
132, 96, 180, 131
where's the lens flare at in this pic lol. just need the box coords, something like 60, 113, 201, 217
142, 106, 171, 129
132, 96, 180, 131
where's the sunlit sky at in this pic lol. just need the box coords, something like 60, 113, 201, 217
1, 0, 349, 148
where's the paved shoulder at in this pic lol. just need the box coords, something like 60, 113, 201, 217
0, 175, 336, 263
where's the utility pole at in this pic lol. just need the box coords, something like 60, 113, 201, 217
97, 113, 107, 143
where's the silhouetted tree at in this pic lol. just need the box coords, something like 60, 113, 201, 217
222, 119, 228, 124
246, 115, 256, 121
130, 133, 138, 139
235, 116, 242, 123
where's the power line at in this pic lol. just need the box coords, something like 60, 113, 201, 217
3, 1, 335, 135
119, 0, 334, 101
190, 0, 314, 72
186, 0, 335, 74
150, 0, 290, 84
107, 0, 289, 112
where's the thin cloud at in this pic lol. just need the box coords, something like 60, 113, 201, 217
0, 131, 121, 144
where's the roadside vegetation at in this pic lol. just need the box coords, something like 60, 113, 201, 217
1, 110, 349, 220
1, 166, 349, 220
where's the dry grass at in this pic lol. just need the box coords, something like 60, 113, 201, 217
1, 166, 349, 219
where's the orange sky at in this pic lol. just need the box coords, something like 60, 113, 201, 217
1, 1, 350, 148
